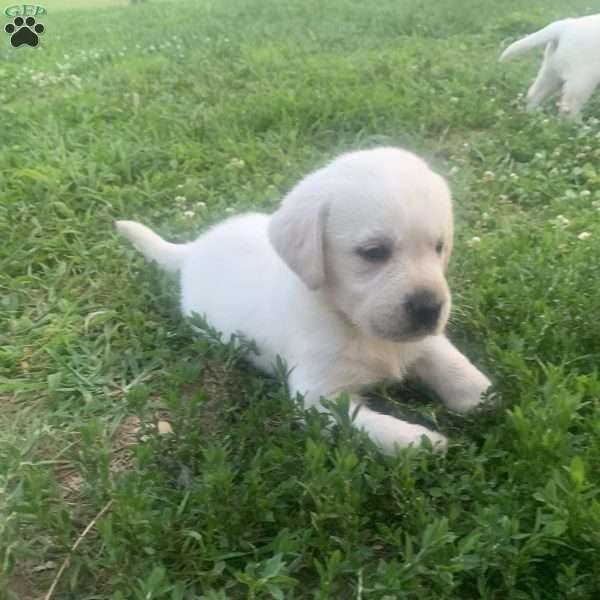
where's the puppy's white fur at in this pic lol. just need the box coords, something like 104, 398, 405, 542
117, 147, 490, 454
500, 13, 600, 118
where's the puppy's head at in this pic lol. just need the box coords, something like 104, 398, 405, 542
269, 147, 453, 342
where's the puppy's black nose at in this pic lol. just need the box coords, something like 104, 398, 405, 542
405, 290, 442, 330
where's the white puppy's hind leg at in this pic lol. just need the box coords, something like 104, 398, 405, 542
559, 74, 599, 119
526, 46, 562, 111
410, 336, 491, 413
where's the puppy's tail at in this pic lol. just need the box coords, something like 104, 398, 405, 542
115, 220, 187, 273
499, 20, 567, 61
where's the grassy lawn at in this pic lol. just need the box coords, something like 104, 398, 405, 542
42, 1, 171, 12
2, 0, 600, 597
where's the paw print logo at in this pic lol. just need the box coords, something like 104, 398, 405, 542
5, 16, 45, 48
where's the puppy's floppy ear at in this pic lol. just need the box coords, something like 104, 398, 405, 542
268, 185, 329, 290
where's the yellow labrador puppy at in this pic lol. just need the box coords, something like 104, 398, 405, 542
117, 147, 491, 454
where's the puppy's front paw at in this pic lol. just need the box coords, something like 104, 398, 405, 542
354, 408, 447, 455
413, 428, 448, 454
381, 423, 448, 455
444, 371, 491, 413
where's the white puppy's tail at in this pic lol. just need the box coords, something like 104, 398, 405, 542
115, 220, 187, 273
500, 20, 567, 61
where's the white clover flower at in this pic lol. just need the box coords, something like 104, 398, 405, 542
580, 190, 591, 197
183, 210, 195, 218
175, 195, 187, 206
228, 158, 245, 169
467, 236, 481, 247
577, 231, 591, 240
556, 215, 570, 226
483, 170, 495, 181
195, 201, 207, 209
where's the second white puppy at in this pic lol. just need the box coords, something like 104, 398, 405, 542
500, 13, 600, 118
117, 147, 491, 454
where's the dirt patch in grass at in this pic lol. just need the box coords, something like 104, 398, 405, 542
6, 357, 247, 599
8, 559, 51, 600
178, 357, 249, 437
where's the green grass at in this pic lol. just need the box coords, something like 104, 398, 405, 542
46, 1, 133, 12
2, 0, 600, 598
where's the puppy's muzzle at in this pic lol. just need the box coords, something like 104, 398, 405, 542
405, 289, 443, 332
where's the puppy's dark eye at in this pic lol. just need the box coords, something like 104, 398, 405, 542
357, 245, 391, 263
435, 240, 444, 255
